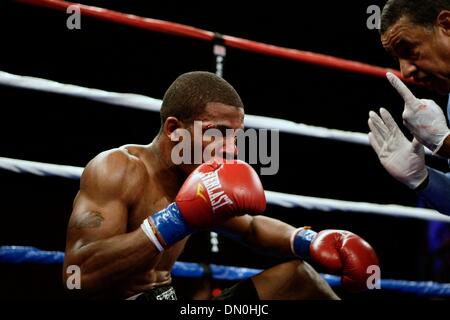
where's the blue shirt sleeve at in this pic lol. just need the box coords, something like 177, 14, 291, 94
418, 167, 450, 216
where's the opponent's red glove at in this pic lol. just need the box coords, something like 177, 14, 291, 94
291, 228, 379, 291
141, 159, 266, 251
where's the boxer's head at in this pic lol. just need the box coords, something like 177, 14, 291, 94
159, 71, 244, 174
380, 0, 450, 94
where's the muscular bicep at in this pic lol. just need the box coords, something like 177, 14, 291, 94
66, 191, 128, 251
65, 149, 146, 253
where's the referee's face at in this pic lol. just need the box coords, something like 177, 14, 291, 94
382, 15, 450, 94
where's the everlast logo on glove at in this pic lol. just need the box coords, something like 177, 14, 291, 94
175, 159, 266, 228
200, 171, 234, 212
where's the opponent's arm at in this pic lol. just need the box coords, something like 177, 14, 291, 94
63, 149, 159, 296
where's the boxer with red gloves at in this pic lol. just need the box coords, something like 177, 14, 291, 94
63, 71, 378, 300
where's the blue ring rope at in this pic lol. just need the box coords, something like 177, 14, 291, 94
1, 246, 450, 297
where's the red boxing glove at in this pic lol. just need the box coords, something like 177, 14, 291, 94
141, 159, 266, 251
292, 228, 379, 292
176, 158, 266, 228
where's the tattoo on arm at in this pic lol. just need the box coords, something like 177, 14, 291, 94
70, 212, 105, 229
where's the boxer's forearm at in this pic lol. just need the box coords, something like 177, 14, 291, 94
63, 228, 158, 295
242, 215, 296, 257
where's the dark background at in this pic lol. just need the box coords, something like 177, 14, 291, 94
0, 0, 449, 300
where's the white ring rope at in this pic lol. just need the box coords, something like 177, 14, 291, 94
0, 156, 83, 179
0, 70, 369, 145
1, 156, 449, 223
0, 70, 161, 112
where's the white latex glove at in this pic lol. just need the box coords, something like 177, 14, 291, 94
368, 108, 428, 189
386, 72, 450, 154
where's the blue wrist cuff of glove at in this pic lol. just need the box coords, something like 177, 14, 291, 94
291, 228, 317, 259
142, 203, 193, 250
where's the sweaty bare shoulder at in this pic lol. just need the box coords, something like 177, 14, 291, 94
66, 148, 149, 249
80, 147, 148, 205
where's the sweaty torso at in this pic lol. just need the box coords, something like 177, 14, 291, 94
117, 144, 189, 299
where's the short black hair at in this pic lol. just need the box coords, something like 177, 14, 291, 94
380, 0, 450, 34
160, 71, 244, 126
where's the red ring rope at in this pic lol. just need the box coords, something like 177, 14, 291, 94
15, 0, 413, 83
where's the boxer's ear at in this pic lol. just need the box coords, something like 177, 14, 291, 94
164, 117, 183, 141
163, 117, 180, 140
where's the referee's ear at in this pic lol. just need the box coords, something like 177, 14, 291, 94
437, 10, 450, 36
